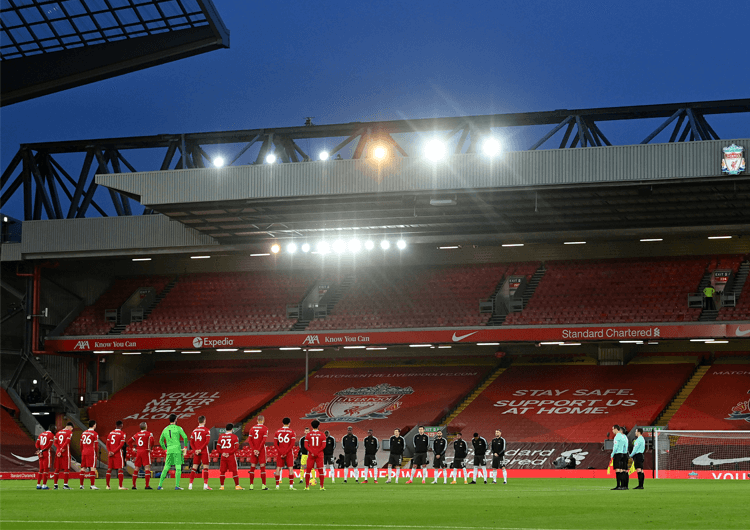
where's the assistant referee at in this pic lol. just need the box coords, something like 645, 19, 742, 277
611, 424, 629, 490
629, 428, 645, 490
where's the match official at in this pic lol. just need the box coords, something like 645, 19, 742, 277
630, 428, 645, 489
611, 425, 629, 490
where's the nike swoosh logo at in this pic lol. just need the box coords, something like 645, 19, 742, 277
452, 332, 478, 342
11, 453, 39, 462
735, 327, 750, 337
691, 453, 750, 466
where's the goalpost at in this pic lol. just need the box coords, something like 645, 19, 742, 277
654, 430, 750, 479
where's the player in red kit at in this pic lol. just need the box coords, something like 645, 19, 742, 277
106, 420, 127, 490
53, 422, 74, 489
304, 420, 326, 491
273, 417, 297, 490
79, 420, 99, 489
218, 423, 243, 490
189, 415, 211, 490
129, 422, 155, 490
35, 425, 56, 489
247, 415, 269, 490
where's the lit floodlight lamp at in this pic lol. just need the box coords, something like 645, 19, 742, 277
482, 137, 502, 157
364, 240, 375, 250
301, 243, 311, 253
319, 151, 330, 161
397, 239, 406, 250
348, 239, 361, 253
424, 139, 446, 161
266, 153, 277, 164
213, 156, 225, 168
372, 145, 387, 160
317, 241, 331, 254
380, 240, 390, 250
332, 240, 346, 253
271, 244, 280, 254
287, 243, 297, 254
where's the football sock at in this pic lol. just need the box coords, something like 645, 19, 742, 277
304, 472, 310, 488
106, 471, 111, 488
133, 471, 138, 487
202, 469, 208, 485
80, 472, 85, 487
623, 473, 629, 488
189, 469, 196, 485
482, 467, 487, 481
261, 469, 266, 485
54, 472, 59, 485
638, 472, 644, 487
502, 469, 507, 481
289, 472, 294, 486
42, 472, 48, 485
409, 467, 415, 479
220, 474, 225, 486
145, 471, 151, 488
118, 470, 123, 487
233, 474, 239, 487
174, 465, 181, 487
36, 472, 42, 485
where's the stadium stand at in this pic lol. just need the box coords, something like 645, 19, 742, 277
504, 256, 710, 325
87, 360, 306, 442
123, 271, 318, 334
63, 276, 171, 336
0, 399, 36, 472
668, 364, 750, 431
447, 363, 695, 443
308, 263, 538, 330
253, 360, 495, 441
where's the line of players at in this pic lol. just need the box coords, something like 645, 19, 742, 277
33, 415, 508, 490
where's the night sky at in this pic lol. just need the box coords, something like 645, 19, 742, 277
1, 0, 749, 220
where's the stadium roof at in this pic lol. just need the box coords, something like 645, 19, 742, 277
0, 0, 229, 106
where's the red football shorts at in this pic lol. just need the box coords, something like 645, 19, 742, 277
249, 447, 266, 465
305, 453, 324, 472
108, 452, 124, 470
80, 453, 97, 468
192, 450, 209, 467
220, 456, 238, 475
38, 451, 53, 472
276, 452, 294, 469
55, 451, 71, 471
133, 452, 151, 468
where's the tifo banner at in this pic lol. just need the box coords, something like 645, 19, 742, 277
46, 324, 733, 352
448, 364, 695, 443
88, 361, 304, 438
257, 365, 491, 440
669, 365, 750, 431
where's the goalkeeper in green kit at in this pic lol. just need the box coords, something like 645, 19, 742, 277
157, 414, 189, 490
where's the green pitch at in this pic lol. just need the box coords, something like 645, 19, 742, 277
0, 478, 746, 530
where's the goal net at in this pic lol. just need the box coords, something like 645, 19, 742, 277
655, 430, 750, 479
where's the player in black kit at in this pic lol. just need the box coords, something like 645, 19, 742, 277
362, 429, 379, 483
431, 430, 448, 484
407, 426, 429, 484
386, 429, 405, 484
491, 429, 507, 484
341, 426, 359, 483
323, 430, 336, 483
450, 432, 468, 485
469, 432, 488, 484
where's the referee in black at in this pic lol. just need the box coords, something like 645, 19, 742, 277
432, 430, 447, 484
386, 428, 405, 483
407, 426, 429, 484
362, 429, 379, 483
341, 426, 359, 483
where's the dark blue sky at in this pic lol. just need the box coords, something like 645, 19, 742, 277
1, 0, 748, 220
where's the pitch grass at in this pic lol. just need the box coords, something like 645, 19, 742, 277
0, 478, 747, 530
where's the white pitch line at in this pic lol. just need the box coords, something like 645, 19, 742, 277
0, 522, 577, 530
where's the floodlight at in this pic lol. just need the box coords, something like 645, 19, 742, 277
364, 240, 375, 250
372, 145, 387, 160
319, 151, 330, 161
266, 153, 277, 164
380, 240, 390, 250
271, 244, 280, 254
287, 243, 297, 254
424, 139, 446, 161
482, 137, 501, 157
348, 239, 362, 253
213, 156, 225, 168
317, 241, 331, 254
332, 240, 346, 253
397, 239, 406, 250
301, 243, 311, 253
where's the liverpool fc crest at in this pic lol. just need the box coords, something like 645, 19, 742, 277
302, 383, 414, 423
721, 144, 746, 175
